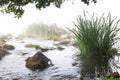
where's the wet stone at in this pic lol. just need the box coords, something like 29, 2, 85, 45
3, 44, 15, 50
0, 48, 10, 60
56, 46, 65, 51
25, 51, 52, 71
72, 62, 78, 66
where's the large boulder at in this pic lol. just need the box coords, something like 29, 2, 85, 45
25, 51, 52, 71
3, 44, 15, 50
0, 48, 10, 60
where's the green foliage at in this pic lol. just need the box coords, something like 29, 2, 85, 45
0, 0, 65, 18
70, 12, 120, 57
24, 23, 68, 40
81, 0, 97, 5
101, 77, 119, 80
0, 0, 97, 18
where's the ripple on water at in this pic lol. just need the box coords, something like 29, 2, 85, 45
0, 40, 80, 80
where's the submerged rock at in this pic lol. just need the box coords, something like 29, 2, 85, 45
56, 46, 65, 51
40, 48, 49, 52
3, 44, 15, 50
40, 47, 55, 52
22, 53, 28, 55
0, 48, 10, 60
25, 51, 52, 71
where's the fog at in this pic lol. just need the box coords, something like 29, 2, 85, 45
0, 0, 120, 36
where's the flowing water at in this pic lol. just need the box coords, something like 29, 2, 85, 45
0, 39, 80, 80
0, 38, 120, 80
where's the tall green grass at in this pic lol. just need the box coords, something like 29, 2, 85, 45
70, 13, 120, 57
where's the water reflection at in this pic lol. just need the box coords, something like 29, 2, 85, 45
79, 56, 113, 78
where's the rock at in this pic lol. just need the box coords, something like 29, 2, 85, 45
22, 53, 28, 55
25, 51, 52, 71
25, 44, 41, 49
59, 35, 70, 41
25, 44, 55, 52
69, 39, 77, 47
0, 40, 6, 47
0, 34, 12, 41
41, 48, 49, 52
3, 44, 15, 50
56, 39, 70, 45
106, 72, 120, 78
72, 62, 78, 66
40, 47, 55, 52
57, 46, 65, 51
25, 44, 41, 50
35, 46, 48, 52
0, 48, 10, 60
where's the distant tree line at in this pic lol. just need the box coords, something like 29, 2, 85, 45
23, 23, 69, 40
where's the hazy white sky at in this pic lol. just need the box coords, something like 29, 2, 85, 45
0, 0, 120, 36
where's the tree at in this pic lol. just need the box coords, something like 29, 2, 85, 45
0, 0, 97, 18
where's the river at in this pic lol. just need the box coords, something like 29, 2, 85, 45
0, 38, 120, 80
0, 38, 80, 80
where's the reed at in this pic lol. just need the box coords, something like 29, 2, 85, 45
70, 13, 120, 57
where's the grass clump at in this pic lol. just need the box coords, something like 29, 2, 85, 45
70, 12, 120, 57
